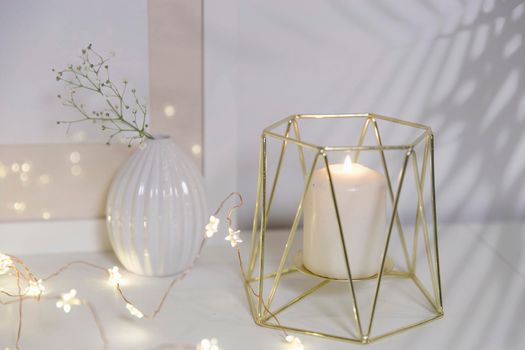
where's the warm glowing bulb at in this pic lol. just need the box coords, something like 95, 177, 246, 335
343, 155, 353, 172
197, 338, 220, 350
11, 163, 20, 173
0, 253, 14, 275
21, 163, 31, 172
25, 279, 45, 297
42, 211, 51, 220
205, 216, 220, 238
164, 104, 176, 118
225, 228, 242, 247
107, 266, 123, 287
285, 335, 304, 350
192, 144, 202, 155
126, 303, 144, 318
13, 202, 26, 212
56, 289, 81, 313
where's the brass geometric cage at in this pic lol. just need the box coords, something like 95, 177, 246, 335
244, 113, 443, 344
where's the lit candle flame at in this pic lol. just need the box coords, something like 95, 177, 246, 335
343, 155, 353, 172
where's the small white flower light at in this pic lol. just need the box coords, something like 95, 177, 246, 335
225, 227, 242, 247
285, 335, 304, 350
56, 289, 81, 313
196, 338, 220, 350
0, 253, 13, 275
24, 279, 45, 297
205, 216, 220, 238
126, 303, 144, 319
107, 266, 123, 287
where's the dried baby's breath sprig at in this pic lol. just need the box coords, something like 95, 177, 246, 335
53, 43, 153, 146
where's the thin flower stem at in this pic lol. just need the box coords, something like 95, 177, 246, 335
54, 44, 154, 145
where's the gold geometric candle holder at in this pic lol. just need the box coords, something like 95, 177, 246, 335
244, 113, 443, 344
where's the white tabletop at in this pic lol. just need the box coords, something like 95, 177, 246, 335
1, 222, 524, 349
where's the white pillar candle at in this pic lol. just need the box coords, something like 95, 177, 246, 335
303, 155, 386, 279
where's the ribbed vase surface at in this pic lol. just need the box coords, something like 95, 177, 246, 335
106, 137, 207, 276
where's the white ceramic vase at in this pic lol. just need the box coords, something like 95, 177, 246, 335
106, 136, 207, 276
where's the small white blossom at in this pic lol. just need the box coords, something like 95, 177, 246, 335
225, 228, 242, 247
0, 253, 13, 275
196, 338, 220, 350
56, 289, 81, 313
24, 279, 45, 297
107, 266, 123, 287
205, 216, 220, 238
285, 335, 304, 350
126, 303, 144, 319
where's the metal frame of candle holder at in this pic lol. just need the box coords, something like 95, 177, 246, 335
244, 113, 443, 344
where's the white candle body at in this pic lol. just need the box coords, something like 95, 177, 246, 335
303, 162, 386, 279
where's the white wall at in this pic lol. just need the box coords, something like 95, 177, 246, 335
205, 0, 525, 227
204, 0, 239, 214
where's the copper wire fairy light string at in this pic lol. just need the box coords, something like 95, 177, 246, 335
83, 300, 108, 348
221, 192, 290, 337
43, 260, 107, 281
1, 250, 196, 349
0, 192, 297, 349
15, 270, 23, 348
236, 249, 289, 336
1, 293, 108, 349
0, 289, 22, 298
115, 267, 191, 319
11, 256, 37, 280
213, 191, 243, 217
